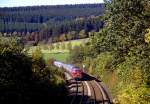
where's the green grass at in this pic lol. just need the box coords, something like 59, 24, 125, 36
43, 52, 69, 62
28, 38, 89, 62
52, 38, 89, 47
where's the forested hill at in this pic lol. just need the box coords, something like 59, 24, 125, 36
0, 4, 104, 43
0, 4, 104, 23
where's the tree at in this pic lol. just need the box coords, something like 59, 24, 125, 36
0, 37, 67, 104
79, 29, 87, 39
50, 44, 55, 50
55, 43, 60, 50
0, 32, 2, 36
67, 42, 72, 51
97, 0, 150, 101
144, 27, 150, 43
52, 36, 59, 42
92, 0, 150, 58
0, 38, 33, 103
66, 32, 74, 40
59, 34, 67, 42
68, 45, 85, 64
61, 43, 66, 50
84, 0, 150, 103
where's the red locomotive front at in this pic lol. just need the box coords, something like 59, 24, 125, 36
71, 67, 82, 79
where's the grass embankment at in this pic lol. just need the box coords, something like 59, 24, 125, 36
28, 38, 89, 62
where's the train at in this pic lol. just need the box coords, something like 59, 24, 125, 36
53, 61, 83, 79
53, 61, 64, 68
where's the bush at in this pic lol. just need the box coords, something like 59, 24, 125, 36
68, 45, 85, 64
93, 52, 112, 79
116, 84, 150, 104
93, 52, 150, 104
0, 37, 67, 104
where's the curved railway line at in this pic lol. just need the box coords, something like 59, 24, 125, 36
66, 73, 113, 104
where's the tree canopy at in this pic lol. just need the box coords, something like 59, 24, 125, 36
69, 0, 150, 103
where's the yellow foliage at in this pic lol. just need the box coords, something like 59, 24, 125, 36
115, 67, 150, 104
128, 67, 143, 86
88, 64, 93, 74
116, 84, 150, 104
144, 28, 150, 43
32, 47, 42, 60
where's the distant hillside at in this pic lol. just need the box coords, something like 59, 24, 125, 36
0, 3, 104, 43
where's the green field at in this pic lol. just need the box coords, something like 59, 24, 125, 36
43, 52, 69, 62
52, 38, 89, 47
28, 38, 89, 62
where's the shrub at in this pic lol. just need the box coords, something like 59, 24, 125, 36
0, 37, 67, 104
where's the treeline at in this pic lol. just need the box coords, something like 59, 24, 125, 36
0, 37, 67, 104
0, 4, 104, 24
69, 0, 150, 103
0, 17, 103, 44
0, 4, 104, 42
0, 14, 103, 34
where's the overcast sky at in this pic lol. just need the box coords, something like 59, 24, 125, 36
0, 0, 104, 7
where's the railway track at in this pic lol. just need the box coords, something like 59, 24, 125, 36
54, 62, 112, 104
66, 73, 113, 104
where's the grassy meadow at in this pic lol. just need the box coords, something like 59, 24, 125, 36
43, 53, 69, 62
28, 38, 89, 62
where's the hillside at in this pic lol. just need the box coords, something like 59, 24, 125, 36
0, 4, 104, 43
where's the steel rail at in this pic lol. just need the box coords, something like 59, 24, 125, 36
89, 81, 96, 104
70, 80, 78, 104
79, 82, 85, 104
94, 80, 113, 104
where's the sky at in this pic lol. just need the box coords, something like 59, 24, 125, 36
0, 0, 104, 7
